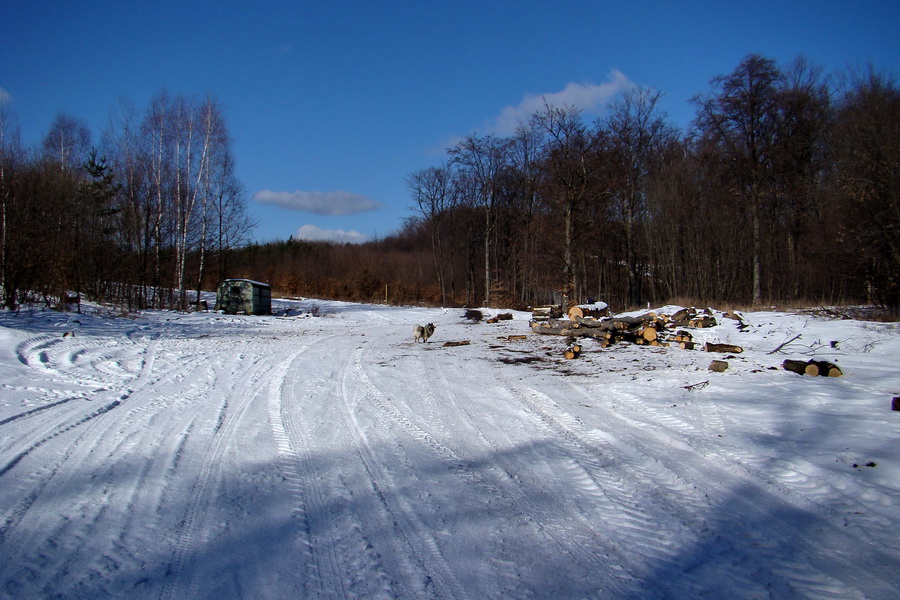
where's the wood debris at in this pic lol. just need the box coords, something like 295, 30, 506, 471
443, 340, 471, 347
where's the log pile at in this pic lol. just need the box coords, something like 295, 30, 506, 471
530, 306, 726, 350
531, 305, 563, 322
567, 303, 609, 320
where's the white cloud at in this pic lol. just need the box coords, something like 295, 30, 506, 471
253, 189, 381, 215
296, 224, 371, 244
488, 70, 635, 135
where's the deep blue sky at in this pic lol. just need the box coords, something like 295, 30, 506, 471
3, 1, 898, 243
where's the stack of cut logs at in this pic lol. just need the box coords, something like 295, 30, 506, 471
530, 306, 743, 351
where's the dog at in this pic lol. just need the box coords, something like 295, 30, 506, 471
413, 323, 436, 343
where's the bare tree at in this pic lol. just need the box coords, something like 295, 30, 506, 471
449, 134, 510, 306
42, 113, 92, 173
0, 101, 24, 309
831, 67, 900, 308
605, 87, 673, 306
772, 57, 832, 298
407, 164, 458, 305
532, 103, 598, 304
693, 54, 785, 304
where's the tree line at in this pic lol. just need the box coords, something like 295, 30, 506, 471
402, 55, 898, 310
225, 54, 899, 311
1, 91, 253, 311
2, 54, 898, 313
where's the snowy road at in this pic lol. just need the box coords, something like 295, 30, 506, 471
1, 299, 898, 599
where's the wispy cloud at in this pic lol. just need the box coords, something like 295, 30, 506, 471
296, 224, 371, 244
487, 70, 635, 135
253, 190, 381, 216
0, 87, 11, 106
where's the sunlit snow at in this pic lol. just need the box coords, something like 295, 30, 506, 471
1, 298, 898, 598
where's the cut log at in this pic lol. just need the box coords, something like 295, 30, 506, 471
573, 316, 605, 328
688, 316, 718, 328
569, 304, 609, 319
532, 305, 562, 320
892, 397, 900, 411
443, 340, 471, 347
705, 342, 743, 354
507, 335, 527, 341
810, 360, 843, 377
670, 308, 693, 322
530, 320, 581, 336
709, 360, 729, 372
783, 359, 812, 375
679, 341, 696, 350
564, 345, 582, 359
639, 326, 658, 342
782, 359, 842, 377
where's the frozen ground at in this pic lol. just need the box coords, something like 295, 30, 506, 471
0, 298, 898, 599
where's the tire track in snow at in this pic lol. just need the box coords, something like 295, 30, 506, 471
0, 338, 184, 480
359, 347, 640, 598
16, 334, 147, 389
0, 396, 83, 427
158, 347, 279, 600
498, 385, 688, 573
0, 336, 199, 596
336, 345, 470, 600
405, 349, 645, 596
268, 334, 385, 599
517, 379, 895, 599
592, 383, 899, 598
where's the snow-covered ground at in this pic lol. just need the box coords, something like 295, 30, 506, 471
1, 298, 898, 599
